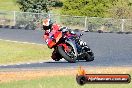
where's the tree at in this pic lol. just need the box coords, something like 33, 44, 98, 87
16, 0, 49, 13
61, 0, 132, 18
61, 0, 111, 17
108, 0, 132, 19
48, 0, 63, 7
16, 0, 63, 13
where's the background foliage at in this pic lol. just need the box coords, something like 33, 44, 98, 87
16, 0, 49, 13
16, 0, 63, 13
61, 0, 132, 19
0, 0, 131, 19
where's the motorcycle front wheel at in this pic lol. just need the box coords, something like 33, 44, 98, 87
58, 45, 77, 63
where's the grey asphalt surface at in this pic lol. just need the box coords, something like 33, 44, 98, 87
0, 28, 132, 69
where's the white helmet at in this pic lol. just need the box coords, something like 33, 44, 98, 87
43, 18, 53, 30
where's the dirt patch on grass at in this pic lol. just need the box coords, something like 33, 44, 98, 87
0, 67, 132, 83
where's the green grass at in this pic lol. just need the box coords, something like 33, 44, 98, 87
0, 75, 131, 88
0, 40, 52, 64
0, 0, 19, 11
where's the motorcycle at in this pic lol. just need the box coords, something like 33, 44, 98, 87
43, 27, 94, 63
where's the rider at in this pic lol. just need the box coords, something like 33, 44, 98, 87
42, 16, 86, 46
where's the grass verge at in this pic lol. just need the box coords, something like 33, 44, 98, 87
0, 40, 52, 64
0, 67, 132, 88
0, 73, 131, 88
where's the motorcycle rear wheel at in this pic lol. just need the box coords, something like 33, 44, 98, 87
85, 52, 94, 61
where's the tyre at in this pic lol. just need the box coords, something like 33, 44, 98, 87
85, 52, 94, 61
82, 46, 94, 61
58, 45, 77, 63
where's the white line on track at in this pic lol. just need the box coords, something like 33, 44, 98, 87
0, 60, 50, 67
39, 62, 44, 64
26, 63, 31, 65
0, 39, 44, 46
3, 65, 7, 66
16, 64, 20, 65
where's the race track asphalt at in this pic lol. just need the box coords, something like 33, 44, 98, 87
0, 28, 132, 69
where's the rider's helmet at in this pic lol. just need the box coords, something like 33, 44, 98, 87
43, 16, 53, 31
